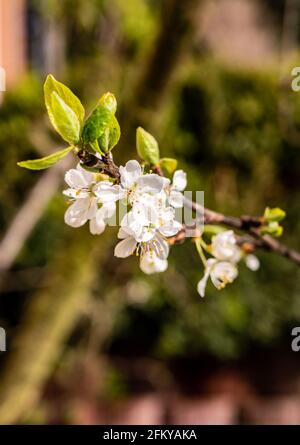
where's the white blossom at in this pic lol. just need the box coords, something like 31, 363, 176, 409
63, 164, 117, 235
197, 258, 238, 297
211, 230, 241, 263
245, 254, 260, 271
114, 227, 169, 274
118, 160, 166, 205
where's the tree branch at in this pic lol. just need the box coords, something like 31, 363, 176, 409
182, 197, 300, 266
78, 154, 300, 267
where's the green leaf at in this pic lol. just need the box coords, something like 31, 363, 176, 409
136, 127, 160, 165
260, 221, 283, 238
44, 74, 85, 128
90, 139, 103, 155
264, 207, 286, 223
82, 93, 117, 145
98, 116, 121, 152
17, 146, 74, 170
50, 92, 81, 144
99, 92, 117, 114
159, 157, 178, 175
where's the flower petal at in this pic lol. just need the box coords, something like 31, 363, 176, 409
64, 199, 89, 228
114, 237, 137, 258
159, 220, 182, 237
140, 252, 168, 274
197, 259, 216, 297
63, 188, 90, 199
86, 197, 98, 220
153, 235, 169, 260
77, 163, 95, 184
211, 230, 241, 262
89, 217, 106, 235
97, 202, 116, 221
173, 170, 187, 191
169, 190, 184, 208
137, 174, 165, 193
120, 160, 142, 188
65, 168, 90, 189
210, 261, 238, 290
139, 226, 156, 243
94, 181, 121, 203
117, 227, 131, 239
245, 254, 260, 271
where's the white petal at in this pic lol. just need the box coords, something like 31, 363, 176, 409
64, 199, 89, 228
139, 226, 156, 242
211, 230, 241, 262
114, 237, 137, 258
121, 211, 144, 240
245, 254, 260, 271
159, 220, 182, 237
63, 188, 89, 199
96, 202, 116, 221
162, 177, 171, 188
169, 190, 184, 208
77, 163, 95, 184
153, 235, 169, 259
137, 174, 165, 193
86, 197, 98, 220
173, 170, 187, 191
120, 160, 142, 188
117, 227, 131, 239
94, 181, 121, 203
197, 259, 216, 297
210, 261, 238, 290
89, 218, 106, 235
65, 169, 90, 189
140, 252, 168, 274
133, 202, 158, 226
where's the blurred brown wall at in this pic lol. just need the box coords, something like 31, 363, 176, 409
0, 0, 27, 88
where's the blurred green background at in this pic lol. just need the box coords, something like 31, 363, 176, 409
0, 0, 300, 425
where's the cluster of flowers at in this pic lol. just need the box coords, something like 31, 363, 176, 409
63, 160, 186, 275
63, 160, 260, 297
197, 230, 260, 297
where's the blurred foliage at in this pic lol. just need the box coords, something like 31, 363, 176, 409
107, 57, 300, 360
0, 75, 43, 231
1, 0, 300, 422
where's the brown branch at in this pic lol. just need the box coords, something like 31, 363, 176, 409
179, 198, 300, 266
158, 167, 300, 267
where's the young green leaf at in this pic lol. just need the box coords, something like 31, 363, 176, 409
264, 207, 286, 223
98, 116, 121, 152
44, 74, 85, 128
17, 146, 74, 170
159, 157, 178, 175
260, 221, 283, 237
49, 92, 81, 144
82, 93, 117, 145
136, 127, 160, 165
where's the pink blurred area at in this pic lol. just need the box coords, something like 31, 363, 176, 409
0, 0, 27, 87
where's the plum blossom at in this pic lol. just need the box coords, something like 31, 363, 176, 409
118, 160, 166, 204
197, 230, 260, 297
211, 230, 241, 263
197, 258, 238, 297
63, 164, 118, 235
114, 227, 169, 274
120, 194, 181, 242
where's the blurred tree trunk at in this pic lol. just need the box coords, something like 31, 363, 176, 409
0, 232, 113, 424
121, 0, 202, 141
